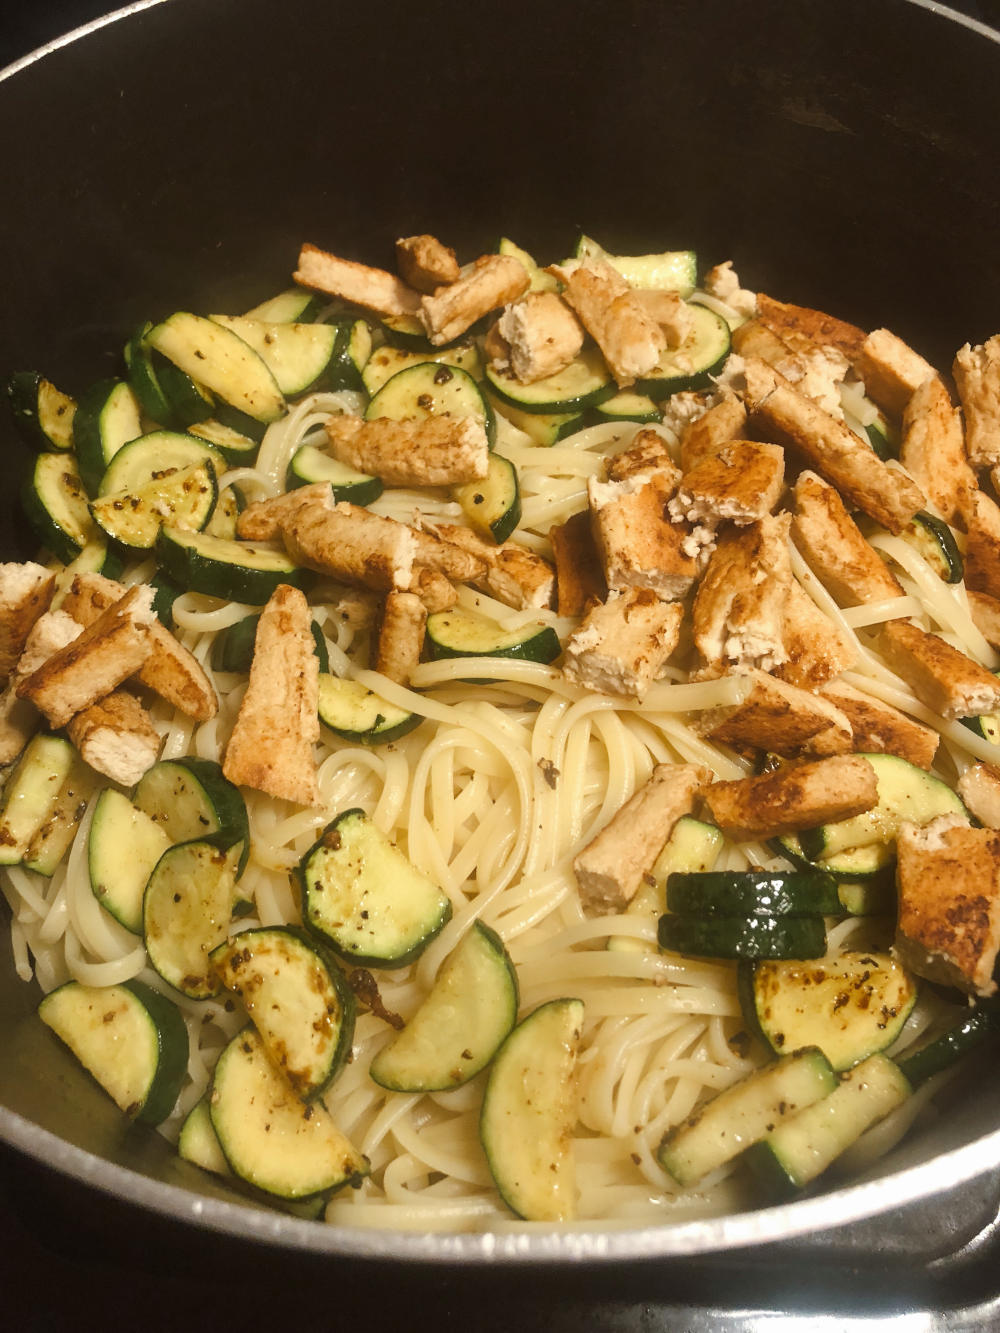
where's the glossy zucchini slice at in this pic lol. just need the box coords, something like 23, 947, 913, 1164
91, 459, 218, 550
187, 417, 260, 464
899, 511, 963, 583
665, 869, 842, 917
739, 951, 917, 1070
608, 816, 724, 955
299, 808, 452, 968
316, 673, 421, 745
591, 390, 663, 424
88, 788, 171, 933
210, 926, 355, 1100
452, 452, 521, 543
96, 430, 225, 498
486, 390, 584, 445
425, 606, 561, 664
896, 1000, 1000, 1087
143, 839, 243, 999
286, 443, 382, 505
133, 756, 249, 871
209, 1027, 368, 1201
366, 361, 495, 446
658, 912, 827, 961
634, 303, 731, 399
147, 312, 286, 425
480, 997, 584, 1221
657, 1047, 836, 1187
73, 378, 143, 494
6, 371, 76, 452
124, 324, 174, 424
496, 237, 558, 293
209, 315, 339, 397
484, 343, 613, 415
178, 1095, 231, 1175
360, 338, 481, 397
571, 235, 697, 295
39, 979, 188, 1125
155, 526, 306, 603
21, 451, 95, 562
0, 735, 81, 869
370, 921, 519, 1092
243, 288, 320, 323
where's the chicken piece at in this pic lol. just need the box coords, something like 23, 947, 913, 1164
17, 586, 155, 730
572, 763, 712, 915
374, 591, 426, 686
954, 335, 1000, 468
958, 763, 1000, 829
605, 429, 678, 485
61, 573, 218, 721
854, 328, 938, 415
791, 471, 904, 605
691, 514, 793, 674
741, 357, 924, 534
702, 261, 758, 320
895, 817, 1000, 997
491, 292, 584, 384
731, 319, 795, 365
755, 293, 867, 361
588, 470, 698, 602
235, 484, 327, 541
430, 524, 555, 611
395, 234, 460, 293
562, 590, 683, 699
818, 680, 939, 770
967, 589, 1000, 649
420, 254, 529, 345
631, 289, 695, 345
67, 690, 162, 787
324, 414, 489, 487
294, 242, 421, 318
900, 376, 975, 526
553, 259, 667, 388
771, 580, 857, 692
701, 754, 878, 842
959, 490, 1000, 603
0, 610, 85, 764
879, 618, 1000, 719
667, 441, 784, 528
0, 563, 56, 684
678, 395, 748, 472
549, 510, 607, 617
223, 584, 319, 805
695, 668, 853, 758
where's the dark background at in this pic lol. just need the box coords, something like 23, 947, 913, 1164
3, 2, 1000, 1329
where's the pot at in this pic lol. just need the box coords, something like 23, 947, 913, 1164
2, 0, 1000, 1268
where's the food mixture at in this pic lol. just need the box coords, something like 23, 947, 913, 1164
3, 230, 1000, 1231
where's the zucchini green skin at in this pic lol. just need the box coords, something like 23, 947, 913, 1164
771, 832, 897, 884
210, 926, 356, 1100
900, 511, 963, 584
738, 951, 917, 1071
73, 378, 143, 495
209, 314, 340, 397
425, 608, 561, 665
361, 338, 481, 397
6, 371, 76, 452
479, 997, 584, 1221
155, 525, 307, 604
211, 613, 330, 675
658, 912, 827, 961
452, 452, 522, 544
657, 1047, 837, 1188
133, 756, 250, 876
609, 816, 724, 955
665, 869, 841, 917
487, 391, 584, 446
484, 345, 614, 416
591, 390, 663, 425
38, 978, 188, 1125
244, 289, 321, 323
286, 444, 382, 505
896, 1001, 1000, 1088
316, 673, 421, 746
21, 451, 95, 563
124, 323, 174, 424
370, 920, 519, 1092
21, 758, 97, 879
187, 418, 260, 465
299, 808, 452, 968
155, 357, 216, 429
571, 235, 698, 295
327, 318, 374, 392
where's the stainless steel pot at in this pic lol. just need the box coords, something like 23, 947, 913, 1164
2, 0, 1000, 1265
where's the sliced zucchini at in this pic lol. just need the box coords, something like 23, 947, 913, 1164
286, 443, 382, 505
317, 673, 421, 745
360, 339, 482, 397
486, 390, 584, 446
299, 808, 452, 968
370, 921, 519, 1092
155, 526, 306, 603
772, 832, 896, 882
380, 312, 468, 352
896, 1000, 1000, 1087
178, 1095, 231, 1175
91, 459, 218, 550
96, 430, 225, 498
124, 325, 174, 424
634, 304, 731, 399
496, 238, 558, 293
835, 877, 897, 916
187, 417, 260, 464
22, 758, 98, 879
484, 344, 613, 415
452, 452, 521, 543
658, 912, 827, 961
743, 1053, 911, 1197
50, 535, 120, 607
209, 1026, 367, 1201
592, 390, 662, 424
962, 696, 1000, 747
209, 315, 339, 397
899, 511, 963, 583
210, 927, 355, 1100
73, 379, 143, 494
666, 869, 842, 917
133, 757, 249, 871
0, 735, 80, 868
739, 951, 917, 1071
608, 816, 723, 955
21, 451, 95, 562
425, 607, 561, 665
203, 483, 243, 540
155, 358, 216, 429
6, 372, 76, 452
243, 288, 320, 323
865, 409, 899, 460
797, 754, 968, 865
147, 312, 286, 425
571, 235, 697, 296
143, 839, 242, 999
88, 788, 171, 933
479, 997, 584, 1221
657, 1046, 837, 1187
150, 571, 184, 629
366, 361, 495, 446
38, 978, 188, 1125
212, 613, 329, 675
326, 318, 375, 392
